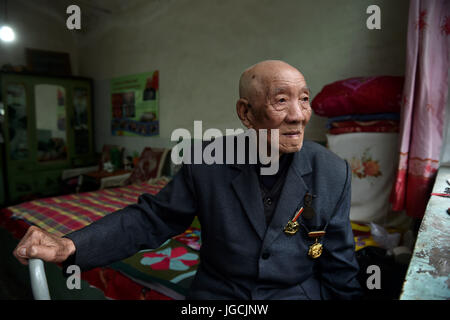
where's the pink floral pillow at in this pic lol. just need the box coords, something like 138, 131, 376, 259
125, 147, 168, 184
312, 76, 404, 117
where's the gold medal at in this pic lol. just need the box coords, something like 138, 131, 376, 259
307, 231, 326, 259
284, 207, 304, 235
284, 220, 300, 235
308, 239, 323, 259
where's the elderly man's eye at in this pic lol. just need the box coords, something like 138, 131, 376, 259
301, 97, 310, 102
278, 98, 287, 103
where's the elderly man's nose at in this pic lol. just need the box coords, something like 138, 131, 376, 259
285, 103, 306, 123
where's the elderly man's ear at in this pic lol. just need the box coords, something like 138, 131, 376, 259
236, 98, 254, 129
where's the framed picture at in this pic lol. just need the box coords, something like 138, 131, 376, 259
110, 71, 159, 137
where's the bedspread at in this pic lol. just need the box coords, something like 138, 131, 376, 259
6, 177, 170, 237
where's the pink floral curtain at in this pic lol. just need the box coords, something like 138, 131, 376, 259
390, 0, 450, 218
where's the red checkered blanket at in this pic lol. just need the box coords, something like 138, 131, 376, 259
4, 177, 170, 237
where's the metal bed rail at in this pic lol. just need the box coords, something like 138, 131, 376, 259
29, 258, 51, 300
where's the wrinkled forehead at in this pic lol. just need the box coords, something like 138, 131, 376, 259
240, 62, 308, 99
262, 70, 309, 96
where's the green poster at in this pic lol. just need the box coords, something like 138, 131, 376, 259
111, 70, 159, 136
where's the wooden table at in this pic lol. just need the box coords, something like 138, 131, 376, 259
79, 169, 132, 191
400, 165, 450, 299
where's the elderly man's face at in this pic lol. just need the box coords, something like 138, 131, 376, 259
237, 62, 312, 155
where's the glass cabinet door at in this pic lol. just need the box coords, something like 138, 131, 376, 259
34, 84, 68, 162
6, 83, 29, 160
72, 86, 90, 155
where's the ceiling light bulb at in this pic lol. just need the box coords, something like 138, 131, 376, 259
0, 25, 15, 42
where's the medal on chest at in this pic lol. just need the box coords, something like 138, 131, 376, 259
284, 207, 304, 235
307, 231, 326, 259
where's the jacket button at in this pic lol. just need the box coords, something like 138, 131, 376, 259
262, 252, 270, 260
263, 197, 273, 207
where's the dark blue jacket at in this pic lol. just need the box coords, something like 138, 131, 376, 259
65, 140, 362, 300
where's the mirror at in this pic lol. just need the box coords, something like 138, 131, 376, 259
6, 83, 29, 160
35, 84, 68, 162
73, 87, 89, 154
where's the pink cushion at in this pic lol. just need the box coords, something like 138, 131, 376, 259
125, 147, 167, 184
312, 76, 404, 117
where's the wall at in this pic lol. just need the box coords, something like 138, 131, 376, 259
0, 0, 79, 74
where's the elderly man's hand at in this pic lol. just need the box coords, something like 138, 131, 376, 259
13, 226, 76, 265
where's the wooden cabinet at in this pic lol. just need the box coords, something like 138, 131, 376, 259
0, 72, 96, 204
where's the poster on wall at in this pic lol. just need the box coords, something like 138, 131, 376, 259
111, 70, 159, 137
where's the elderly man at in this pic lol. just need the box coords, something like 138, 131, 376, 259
14, 60, 362, 300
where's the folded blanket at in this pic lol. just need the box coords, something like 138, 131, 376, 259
326, 113, 400, 129
327, 132, 400, 224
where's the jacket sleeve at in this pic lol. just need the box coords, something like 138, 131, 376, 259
317, 160, 363, 299
63, 164, 198, 271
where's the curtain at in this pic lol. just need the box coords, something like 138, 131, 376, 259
390, 0, 450, 218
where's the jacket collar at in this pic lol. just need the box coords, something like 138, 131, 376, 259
230, 143, 313, 241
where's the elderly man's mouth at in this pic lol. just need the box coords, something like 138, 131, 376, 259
282, 131, 302, 138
